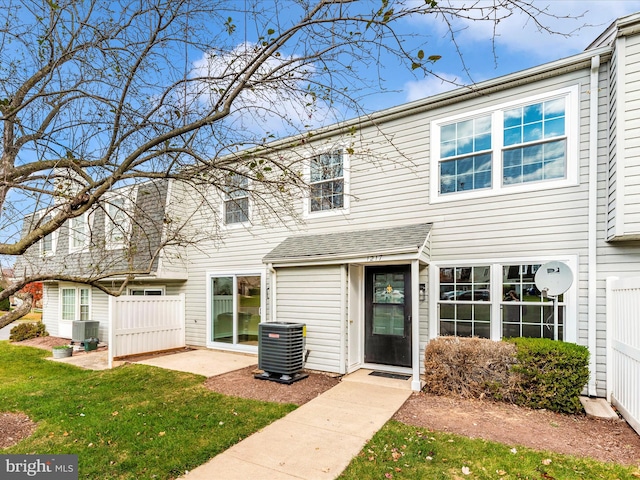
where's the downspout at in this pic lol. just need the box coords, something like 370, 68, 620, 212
268, 263, 277, 323
588, 54, 600, 397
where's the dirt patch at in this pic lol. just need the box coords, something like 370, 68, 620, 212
204, 365, 341, 406
0, 412, 37, 449
394, 392, 640, 466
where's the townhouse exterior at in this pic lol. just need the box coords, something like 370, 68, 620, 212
20, 12, 640, 397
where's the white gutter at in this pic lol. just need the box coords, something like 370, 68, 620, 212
588, 55, 600, 397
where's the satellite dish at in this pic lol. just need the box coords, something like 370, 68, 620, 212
534, 261, 573, 296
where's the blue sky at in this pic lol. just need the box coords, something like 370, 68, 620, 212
370, 1, 640, 112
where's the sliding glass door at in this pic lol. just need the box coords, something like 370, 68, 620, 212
211, 274, 261, 346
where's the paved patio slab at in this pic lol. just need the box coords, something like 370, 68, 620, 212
134, 349, 258, 377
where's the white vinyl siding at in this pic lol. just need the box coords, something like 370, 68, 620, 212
177, 65, 604, 392
274, 266, 343, 373
608, 34, 640, 240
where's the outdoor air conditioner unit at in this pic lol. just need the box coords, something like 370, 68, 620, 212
256, 322, 308, 384
71, 320, 99, 344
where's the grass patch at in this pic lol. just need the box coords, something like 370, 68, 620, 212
0, 342, 295, 479
18, 310, 43, 322
339, 421, 638, 480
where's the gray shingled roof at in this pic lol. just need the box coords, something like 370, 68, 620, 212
263, 223, 431, 264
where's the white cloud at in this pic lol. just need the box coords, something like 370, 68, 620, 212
404, 72, 460, 102
190, 43, 335, 136
413, 1, 639, 61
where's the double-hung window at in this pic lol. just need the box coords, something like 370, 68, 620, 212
310, 151, 344, 212
439, 116, 492, 194
39, 214, 56, 256
431, 86, 577, 202
69, 214, 88, 251
503, 98, 566, 185
105, 196, 130, 249
224, 174, 249, 225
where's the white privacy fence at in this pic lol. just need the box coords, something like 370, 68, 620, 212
606, 277, 640, 435
108, 294, 185, 368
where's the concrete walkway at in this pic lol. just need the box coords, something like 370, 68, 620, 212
181, 369, 412, 480
40, 346, 412, 478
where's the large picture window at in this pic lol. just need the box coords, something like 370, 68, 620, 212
437, 262, 570, 341
431, 87, 577, 203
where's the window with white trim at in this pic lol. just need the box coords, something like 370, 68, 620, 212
209, 273, 262, 347
61, 286, 91, 321
68, 213, 88, 251
437, 263, 568, 340
310, 151, 344, 212
105, 196, 130, 249
224, 174, 249, 224
431, 87, 578, 202
39, 214, 56, 256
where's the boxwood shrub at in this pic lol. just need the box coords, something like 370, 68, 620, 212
9, 322, 49, 342
423, 337, 590, 414
507, 337, 589, 414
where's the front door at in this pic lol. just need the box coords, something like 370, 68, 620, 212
364, 266, 411, 367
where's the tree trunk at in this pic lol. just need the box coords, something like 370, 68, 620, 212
0, 294, 33, 330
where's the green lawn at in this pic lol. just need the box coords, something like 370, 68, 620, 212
339, 421, 639, 480
0, 342, 295, 479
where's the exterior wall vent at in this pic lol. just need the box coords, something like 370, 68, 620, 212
256, 322, 308, 384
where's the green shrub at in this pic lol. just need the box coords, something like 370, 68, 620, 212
507, 337, 589, 414
422, 337, 590, 414
0, 287, 9, 311
9, 322, 49, 342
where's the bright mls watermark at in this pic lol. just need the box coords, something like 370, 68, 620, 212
1, 455, 77, 479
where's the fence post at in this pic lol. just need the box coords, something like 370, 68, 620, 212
605, 277, 617, 403
108, 295, 115, 369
